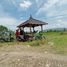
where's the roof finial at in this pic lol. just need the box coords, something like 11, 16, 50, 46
30, 14, 32, 19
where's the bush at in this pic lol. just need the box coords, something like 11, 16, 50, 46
29, 39, 48, 46
29, 41, 40, 46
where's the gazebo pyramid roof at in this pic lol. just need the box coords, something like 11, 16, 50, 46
18, 16, 48, 27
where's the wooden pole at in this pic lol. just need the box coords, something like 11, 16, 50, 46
30, 24, 32, 34
33, 27, 34, 32
23, 27, 24, 31
41, 25, 43, 32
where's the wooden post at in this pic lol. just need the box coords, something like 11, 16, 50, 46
23, 27, 24, 31
41, 25, 43, 32
33, 27, 34, 32
30, 24, 32, 34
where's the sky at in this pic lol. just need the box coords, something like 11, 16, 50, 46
0, 0, 67, 31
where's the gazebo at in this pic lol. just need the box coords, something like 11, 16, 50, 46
18, 16, 48, 33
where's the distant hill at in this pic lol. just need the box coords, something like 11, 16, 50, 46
44, 28, 67, 32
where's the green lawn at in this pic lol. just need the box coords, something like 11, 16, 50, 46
44, 32, 67, 55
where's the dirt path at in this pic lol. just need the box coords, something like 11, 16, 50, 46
0, 45, 67, 67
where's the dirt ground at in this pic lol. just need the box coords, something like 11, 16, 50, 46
0, 45, 67, 67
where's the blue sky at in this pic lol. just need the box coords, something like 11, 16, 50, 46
0, 0, 67, 31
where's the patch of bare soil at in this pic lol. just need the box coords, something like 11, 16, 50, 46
0, 45, 67, 67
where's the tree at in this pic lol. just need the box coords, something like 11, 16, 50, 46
0, 25, 14, 42
0, 25, 8, 32
64, 28, 66, 31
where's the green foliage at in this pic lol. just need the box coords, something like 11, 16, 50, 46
0, 25, 8, 38
0, 25, 8, 32
0, 25, 14, 42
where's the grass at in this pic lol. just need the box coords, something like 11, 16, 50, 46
44, 32, 67, 55
0, 31, 67, 55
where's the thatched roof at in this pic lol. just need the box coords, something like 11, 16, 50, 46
18, 16, 48, 27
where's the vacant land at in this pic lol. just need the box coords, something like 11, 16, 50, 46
0, 44, 67, 67
0, 32, 67, 67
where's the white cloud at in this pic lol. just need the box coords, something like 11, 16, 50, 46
36, 0, 67, 29
36, 0, 39, 2
0, 17, 17, 26
36, 0, 67, 16
57, 19, 67, 27
11, 0, 17, 7
0, 17, 18, 30
19, 0, 32, 9
43, 0, 59, 11
36, 0, 60, 15
45, 19, 67, 29
35, 0, 43, 6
